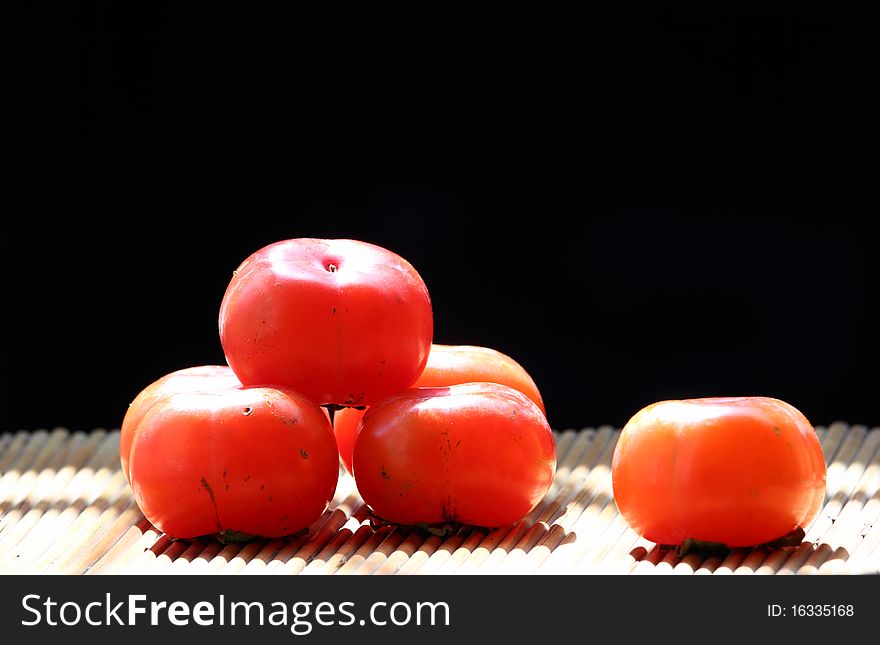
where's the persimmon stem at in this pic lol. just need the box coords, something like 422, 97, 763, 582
676, 539, 732, 558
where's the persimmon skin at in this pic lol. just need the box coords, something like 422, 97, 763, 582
219, 238, 433, 408
410, 344, 545, 413
611, 397, 827, 548
334, 343, 545, 473
129, 385, 339, 540
352, 383, 556, 529
120, 365, 240, 484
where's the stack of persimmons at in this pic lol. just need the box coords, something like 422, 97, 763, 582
120, 238, 555, 542
121, 238, 826, 552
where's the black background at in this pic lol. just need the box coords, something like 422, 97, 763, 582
8, 3, 878, 434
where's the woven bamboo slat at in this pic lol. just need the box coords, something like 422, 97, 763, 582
1, 425, 878, 575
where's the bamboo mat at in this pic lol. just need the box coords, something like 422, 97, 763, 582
1, 424, 878, 575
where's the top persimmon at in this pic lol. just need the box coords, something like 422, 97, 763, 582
219, 238, 433, 408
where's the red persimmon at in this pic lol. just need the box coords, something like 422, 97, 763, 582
119, 365, 240, 484
352, 382, 556, 529
218, 238, 433, 408
334, 343, 546, 473
127, 381, 339, 540
611, 397, 827, 548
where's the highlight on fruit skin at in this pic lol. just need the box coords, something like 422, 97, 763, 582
611, 396, 827, 549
